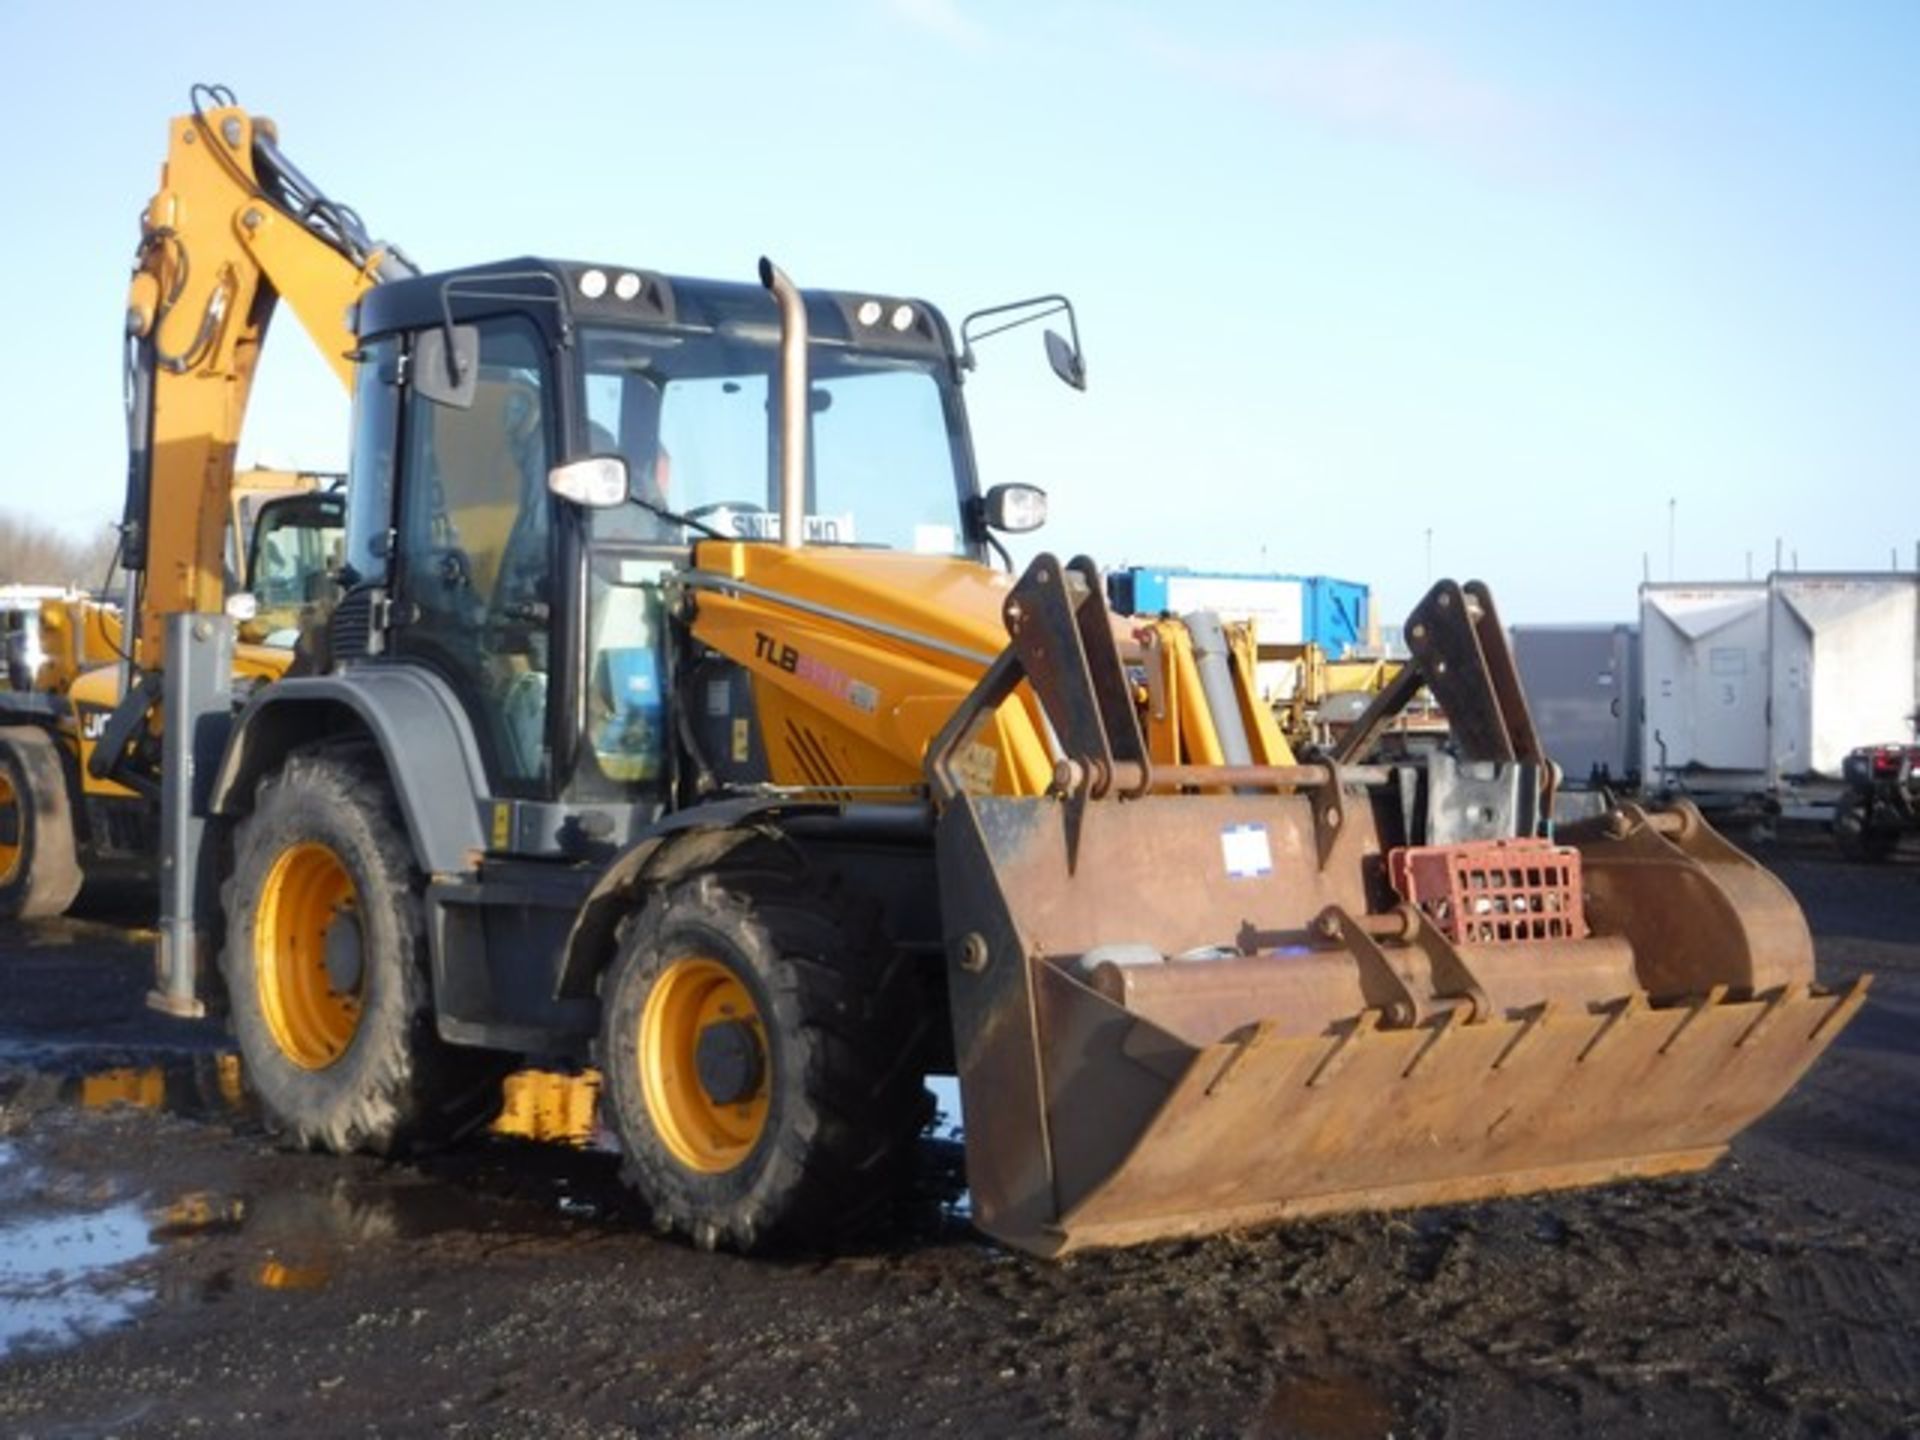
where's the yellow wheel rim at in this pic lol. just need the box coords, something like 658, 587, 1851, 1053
0, 769, 20, 887
638, 956, 770, 1173
255, 842, 363, 1069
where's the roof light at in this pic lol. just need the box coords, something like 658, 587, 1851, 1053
857, 300, 883, 327
889, 304, 915, 332
614, 272, 642, 301
579, 269, 609, 299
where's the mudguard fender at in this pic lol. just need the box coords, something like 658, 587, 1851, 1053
208, 669, 490, 875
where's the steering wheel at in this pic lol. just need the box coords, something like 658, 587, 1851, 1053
428, 545, 474, 591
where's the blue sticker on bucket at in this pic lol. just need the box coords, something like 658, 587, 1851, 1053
1221, 823, 1273, 879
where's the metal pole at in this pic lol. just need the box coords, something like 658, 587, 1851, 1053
151, 611, 234, 1018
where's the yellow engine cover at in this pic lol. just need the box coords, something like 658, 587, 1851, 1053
687, 544, 1055, 797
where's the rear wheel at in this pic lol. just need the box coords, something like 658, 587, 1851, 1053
598, 851, 928, 1251
222, 750, 504, 1153
1834, 792, 1900, 862
0, 727, 83, 920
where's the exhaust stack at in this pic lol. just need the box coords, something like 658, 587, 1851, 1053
759, 257, 808, 550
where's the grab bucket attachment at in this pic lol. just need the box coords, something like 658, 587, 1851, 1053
927, 557, 1865, 1257
936, 792, 1866, 1257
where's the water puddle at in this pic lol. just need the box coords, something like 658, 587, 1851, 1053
0, 1050, 975, 1300
0, 1057, 631, 1349
142, 1173, 589, 1297
0, 1140, 155, 1357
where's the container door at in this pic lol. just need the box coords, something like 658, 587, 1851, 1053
1770, 576, 1920, 780
1641, 587, 1769, 782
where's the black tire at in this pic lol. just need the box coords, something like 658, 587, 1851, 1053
221, 749, 505, 1154
598, 849, 929, 1252
1834, 793, 1900, 863
0, 726, 83, 920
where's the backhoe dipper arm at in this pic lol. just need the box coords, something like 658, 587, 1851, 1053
121, 84, 414, 665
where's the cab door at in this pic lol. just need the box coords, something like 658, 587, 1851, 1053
391, 316, 558, 797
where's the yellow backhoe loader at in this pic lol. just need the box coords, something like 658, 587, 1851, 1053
124, 89, 1861, 1258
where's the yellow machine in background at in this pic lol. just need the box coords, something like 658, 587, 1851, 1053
0, 79, 403, 919
1262, 640, 1448, 754
0, 471, 343, 916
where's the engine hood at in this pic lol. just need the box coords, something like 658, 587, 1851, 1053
689, 542, 1016, 664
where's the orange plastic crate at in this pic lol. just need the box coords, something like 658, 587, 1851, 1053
1387, 837, 1586, 944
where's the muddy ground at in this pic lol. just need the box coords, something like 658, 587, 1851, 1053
0, 831, 1915, 1438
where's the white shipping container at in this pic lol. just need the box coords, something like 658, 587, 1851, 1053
1640, 584, 1770, 786
1768, 573, 1920, 781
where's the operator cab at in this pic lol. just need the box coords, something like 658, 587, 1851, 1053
334, 258, 1012, 846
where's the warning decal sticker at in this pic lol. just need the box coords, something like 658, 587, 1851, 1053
1221, 823, 1273, 879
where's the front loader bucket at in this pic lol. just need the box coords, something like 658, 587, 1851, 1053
935, 792, 1866, 1258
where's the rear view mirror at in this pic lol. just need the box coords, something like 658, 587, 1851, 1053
549, 455, 629, 509
1044, 329, 1085, 391
958, 294, 1088, 393
414, 324, 479, 409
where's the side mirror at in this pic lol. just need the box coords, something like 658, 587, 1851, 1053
413, 324, 479, 409
982, 483, 1048, 534
958, 294, 1088, 392
549, 455, 629, 509
1044, 330, 1086, 391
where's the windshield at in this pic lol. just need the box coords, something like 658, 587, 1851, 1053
579, 324, 971, 555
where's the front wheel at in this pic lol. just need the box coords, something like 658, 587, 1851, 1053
598, 853, 928, 1252
221, 750, 504, 1154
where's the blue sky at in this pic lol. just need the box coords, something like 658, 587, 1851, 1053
0, 1, 1913, 623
